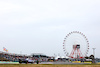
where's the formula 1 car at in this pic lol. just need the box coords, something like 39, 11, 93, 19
19, 58, 35, 64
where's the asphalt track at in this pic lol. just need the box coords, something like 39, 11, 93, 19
39, 61, 91, 64
0, 61, 91, 64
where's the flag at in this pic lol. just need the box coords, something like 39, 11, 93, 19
3, 47, 8, 52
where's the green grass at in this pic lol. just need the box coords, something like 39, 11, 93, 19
0, 64, 100, 67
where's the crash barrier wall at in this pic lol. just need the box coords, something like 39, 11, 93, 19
0, 61, 19, 64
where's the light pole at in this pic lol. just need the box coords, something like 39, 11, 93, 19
20, 51, 22, 55
92, 48, 96, 63
92, 48, 96, 58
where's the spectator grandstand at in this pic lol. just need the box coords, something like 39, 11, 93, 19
0, 51, 52, 62
31, 53, 53, 62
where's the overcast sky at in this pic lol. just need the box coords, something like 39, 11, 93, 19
0, 0, 100, 58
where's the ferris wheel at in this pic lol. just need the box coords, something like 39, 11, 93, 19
63, 31, 89, 58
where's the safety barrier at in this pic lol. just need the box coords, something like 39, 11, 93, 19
0, 61, 19, 64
